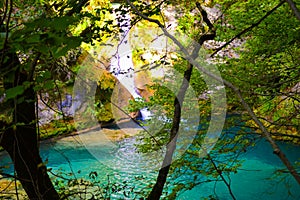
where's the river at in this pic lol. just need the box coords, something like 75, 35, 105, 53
0, 126, 299, 199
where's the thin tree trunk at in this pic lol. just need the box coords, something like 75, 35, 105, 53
145, 3, 216, 199
147, 64, 193, 200
128, 1, 300, 198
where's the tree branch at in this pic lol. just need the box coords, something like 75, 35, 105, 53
210, 0, 285, 58
143, 2, 216, 199
285, 0, 300, 22
3, 0, 12, 50
0, 0, 9, 27
0, 0, 13, 67
207, 154, 237, 200
126, 0, 300, 186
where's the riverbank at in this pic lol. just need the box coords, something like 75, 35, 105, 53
0, 118, 144, 153
41, 118, 143, 143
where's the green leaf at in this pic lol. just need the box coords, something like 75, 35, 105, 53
44, 80, 55, 90
27, 34, 40, 44
5, 86, 24, 99
16, 96, 25, 104
52, 37, 82, 58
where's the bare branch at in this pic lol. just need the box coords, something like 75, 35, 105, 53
207, 154, 237, 200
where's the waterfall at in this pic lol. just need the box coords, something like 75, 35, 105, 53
110, 5, 151, 120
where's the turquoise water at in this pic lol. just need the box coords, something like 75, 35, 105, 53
1, 131, 300, 199
178, 140, 300, 200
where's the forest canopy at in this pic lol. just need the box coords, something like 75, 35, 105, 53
0, 0, 299, 199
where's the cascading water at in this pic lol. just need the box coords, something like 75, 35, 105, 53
110, 5, 151, 120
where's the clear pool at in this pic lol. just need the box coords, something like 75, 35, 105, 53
0, 130, 299, 199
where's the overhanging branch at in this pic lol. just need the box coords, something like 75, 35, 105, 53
285, 0, 300, 21
126, 0, 300, 185
210, 0, 285, 58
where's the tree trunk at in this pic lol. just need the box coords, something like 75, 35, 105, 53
146, 3, 216, 198
147, 62, 193, 200
0, 50, 60, 199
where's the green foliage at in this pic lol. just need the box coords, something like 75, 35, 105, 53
215, 0, 300, 140
39, 118, 75, 139
5, 85, 24, 99
52, 169, 137, 199
90, 65, 116, 123
1, 0, 300, 198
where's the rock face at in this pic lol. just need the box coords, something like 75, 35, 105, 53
37, 80, 152, 127
135, 72, 154, 102
111, 79, 153, 122
38, 93, 74, 125
111, 80, 135, 121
